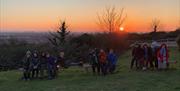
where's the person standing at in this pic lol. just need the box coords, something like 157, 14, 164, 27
157, 44, 169, 70
151, 41, 159, 69
130, 44, 139, 69
134, 44, 145, 69
31, 52, 40, 79
39, 52, 47, 79
46, 52, 56, 80
107, 49, 118, 73
89, 48, 100, 75
58, 51, 65, 69
22, 51, 31, 81
99, 49, 107, 75
55, 51, 65, 77
143, 44, 153, 70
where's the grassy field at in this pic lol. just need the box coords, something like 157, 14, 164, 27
0, 48, 180, 91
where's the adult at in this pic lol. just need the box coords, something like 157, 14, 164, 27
143, 44, 153, 70
136, 44, 145, 69
22, 51, 31, 80
99, 49, 107, 75
157, 44, 169, 70
107, 49, 118, 73
39, 52, 47, 79
58, 51, 65, 69
130, 44, 139, 69
151, 41, 159, 69
31, 52, 40, 78
46, 52, 56, 80
89, 48, 100, 75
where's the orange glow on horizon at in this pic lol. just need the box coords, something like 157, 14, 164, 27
1, 0, 179, 32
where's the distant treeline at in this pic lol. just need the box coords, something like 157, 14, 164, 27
127, 28, 180, 41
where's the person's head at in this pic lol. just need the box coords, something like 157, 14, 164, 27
41, 52, 46, 56
46, 52, 50, 58
143, 43, 148, 48
33, 52, 38, 57
26, 50, 31, 57
161, 44, 167, 49
109, 49, 114, 53
59, 51, 64, 58
100, 49, 104, 53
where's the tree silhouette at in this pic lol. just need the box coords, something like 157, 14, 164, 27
97, 6, 127, 33
48, 20, 70, 49
151, 18, 160, 33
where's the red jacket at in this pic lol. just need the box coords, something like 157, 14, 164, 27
99, 51, 107, 64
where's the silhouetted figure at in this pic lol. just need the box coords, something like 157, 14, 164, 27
99, 49, 107, 75
151, 41, 159, 69
22, 51, 31, 81
157, 44, 169, 70
130, 44, 139, 69
137, 45, 145, 69
39, 52, 47, 79
58, 51, 65, 69
143, 44, 154, 70
46, 53, 56, 80
89, 48, 100, 75
107, 49, 118, 73
31, 52, 40, 79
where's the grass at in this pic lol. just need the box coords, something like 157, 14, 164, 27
0, 47, 180, 91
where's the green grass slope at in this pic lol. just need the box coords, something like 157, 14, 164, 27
0, 48, 180, 91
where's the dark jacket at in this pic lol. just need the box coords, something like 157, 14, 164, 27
40, 56, 47, 69
23, 56, 31, 69
47, 56, 56, 70
89, 51, 99, 64
31, 57, 40, 69
136, 47, 144, 59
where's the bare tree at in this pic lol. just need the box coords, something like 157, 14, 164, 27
97, 6, 127, 33
151, 18, 160, 33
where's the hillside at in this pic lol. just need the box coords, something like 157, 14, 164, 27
0, 48, 179, 91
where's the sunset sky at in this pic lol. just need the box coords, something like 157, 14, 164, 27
0, 0, 180, 33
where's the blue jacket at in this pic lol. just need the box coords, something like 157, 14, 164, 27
107, 53, 117, 65
47, 56, 56, 69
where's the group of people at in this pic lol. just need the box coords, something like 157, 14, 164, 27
21, 41, 169, 80
131, 41, 169, 70
22, 51, 65, 81
89, 48, 118, 75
